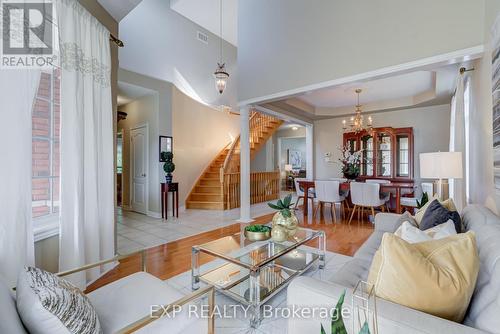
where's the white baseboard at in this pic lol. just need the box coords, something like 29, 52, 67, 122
147, 210, 162, 219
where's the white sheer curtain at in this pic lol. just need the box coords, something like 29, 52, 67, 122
0, 71, 39, 287
449, 74, 468, 211
56, 0, 114, 287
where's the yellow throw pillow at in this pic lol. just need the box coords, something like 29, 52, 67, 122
414, 196, 457, 225
367, 232, 479, 322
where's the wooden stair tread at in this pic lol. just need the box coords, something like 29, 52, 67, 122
187, 112, 283, 210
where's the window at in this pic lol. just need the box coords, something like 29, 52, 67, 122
32, 70, 61, 221
397, 135, 409, 177
377, 133, 392, 177
361, 135, 373, 176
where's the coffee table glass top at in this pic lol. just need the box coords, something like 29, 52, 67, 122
196, 226, 322, 268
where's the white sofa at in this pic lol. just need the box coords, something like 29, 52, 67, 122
287, 205, 500, 334
1, 251, 213, 333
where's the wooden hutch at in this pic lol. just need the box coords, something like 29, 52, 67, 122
343, 127, 414, 183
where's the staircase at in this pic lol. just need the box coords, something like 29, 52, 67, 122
186, 111, 283, 210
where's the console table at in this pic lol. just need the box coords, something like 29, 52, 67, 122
161, 182, 179, 219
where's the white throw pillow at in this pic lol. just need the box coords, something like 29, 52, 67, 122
395, 220, 457, 244
16, 267, 101, 334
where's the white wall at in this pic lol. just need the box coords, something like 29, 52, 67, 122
118, 93, 161, 215
119, 0, 238, 109
238, 0, 485, 103
315, 104, 451, 195
251, 142, 270, 172
172, 87, 240, 205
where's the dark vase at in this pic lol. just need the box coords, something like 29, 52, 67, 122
165, 173, 173, 184
343, 171, 359, 180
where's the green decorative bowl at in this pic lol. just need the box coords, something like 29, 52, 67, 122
244, 226, 271, 241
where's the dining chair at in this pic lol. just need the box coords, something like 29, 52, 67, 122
330, 177, 350, 206
293, 178, 315, 210
400, 182, 434, 210
314, 180, 347, 221
349, 182, 386, 224
365, 179, 391, 211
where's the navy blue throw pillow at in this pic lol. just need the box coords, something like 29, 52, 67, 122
419, 199, 462, 233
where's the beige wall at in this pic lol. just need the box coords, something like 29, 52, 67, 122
314, 104, 451, 196
172, 87, 240, 205
35, 0, 118, 272
118, 94, 160, 214
117, 69, 174, 216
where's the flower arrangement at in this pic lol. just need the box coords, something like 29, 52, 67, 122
339, 145, 363, 179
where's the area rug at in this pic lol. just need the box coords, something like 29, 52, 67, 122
164, 250, 352, 334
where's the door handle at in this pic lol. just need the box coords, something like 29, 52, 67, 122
142, 173, 146, 177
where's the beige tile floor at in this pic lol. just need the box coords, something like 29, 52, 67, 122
117, 193, 294, 254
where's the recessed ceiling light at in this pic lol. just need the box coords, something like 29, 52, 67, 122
291, 126, 299, 131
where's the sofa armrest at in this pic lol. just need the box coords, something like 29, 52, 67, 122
287, 277, 488, 334
374, 212, 402, 233
116, 284, 215, 334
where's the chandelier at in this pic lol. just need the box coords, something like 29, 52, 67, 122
214, 0, 229, 94
342, 88, 373, 133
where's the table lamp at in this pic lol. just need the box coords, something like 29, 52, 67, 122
419, 152, 463, 200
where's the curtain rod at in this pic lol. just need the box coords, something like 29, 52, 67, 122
459, 67, 474, 74
109, 34, 124, 47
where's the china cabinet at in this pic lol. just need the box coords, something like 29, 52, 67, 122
343, 127, 414, 181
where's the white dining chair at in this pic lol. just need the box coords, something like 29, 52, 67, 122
349, 182, 386, 224
329, 177, 350, 204
400, 182, 434, 209
314, 180, 347, 221
293, 178, 315, 210
365, 179, 391, 211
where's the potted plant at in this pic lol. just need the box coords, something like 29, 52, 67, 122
268, 194, 298, 238
339, 145, 362, 180
416, 192, 429, 209
244, 224, 272, 241
161, 151, 175, 183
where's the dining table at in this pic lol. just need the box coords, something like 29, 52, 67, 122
296, 179, 415, 219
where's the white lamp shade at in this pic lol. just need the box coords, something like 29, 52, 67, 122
420, 152, 463, 179
284, 164, 293, 172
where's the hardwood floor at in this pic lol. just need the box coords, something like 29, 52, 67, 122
86, 208, 373, 293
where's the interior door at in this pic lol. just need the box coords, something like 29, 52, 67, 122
130, 126, 148, 214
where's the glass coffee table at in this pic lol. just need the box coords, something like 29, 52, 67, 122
191, 226, 325, 328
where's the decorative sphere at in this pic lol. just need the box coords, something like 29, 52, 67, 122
271, 225, 288, 242
272, 211, 298, 236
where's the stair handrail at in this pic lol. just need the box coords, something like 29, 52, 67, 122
220, 136, 239, 183
219, 110, 260, 182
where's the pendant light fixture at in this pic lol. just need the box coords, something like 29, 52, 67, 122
342, 89, 373, 133
214, 0, 229, 94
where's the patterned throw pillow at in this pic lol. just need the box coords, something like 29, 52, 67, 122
16, 267, 102, 334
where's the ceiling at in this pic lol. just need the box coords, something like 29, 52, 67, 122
299, 71, 435, 108
97, 0, 143, 22
170, 0, 238, 46
264, 64, 459, 120
117, 81, 156, 107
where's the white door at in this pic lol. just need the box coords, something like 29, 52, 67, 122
130, 125, 148, 214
